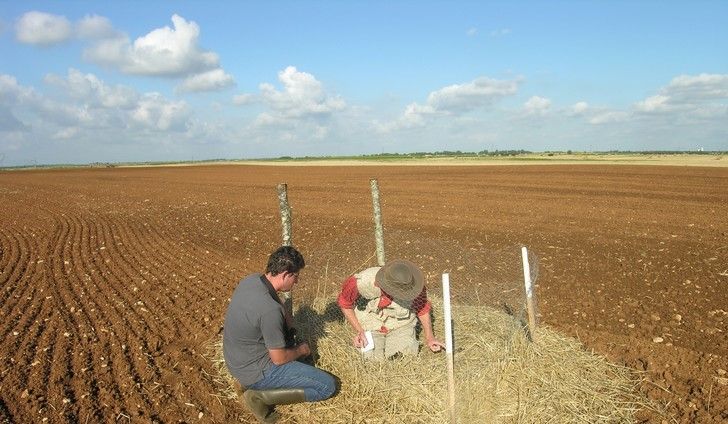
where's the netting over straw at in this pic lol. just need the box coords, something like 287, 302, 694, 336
205, 235, 645, 422
206, 296, 644, 423
296, 230, 539, 321
289, 232, 541, 352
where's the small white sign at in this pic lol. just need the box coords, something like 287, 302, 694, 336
360, 331, 374, 353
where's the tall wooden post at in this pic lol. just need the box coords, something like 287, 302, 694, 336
277, 183, 292, 247
277, 183, 293, 317
370, 179, 386, 266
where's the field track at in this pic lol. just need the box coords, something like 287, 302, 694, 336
1, 164, 727, 423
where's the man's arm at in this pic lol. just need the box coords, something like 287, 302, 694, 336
338, 276, 368, 348
268, 343, 311, 365
259, 307, 303, 364
340, 307, 368, 348
417, 311, 445, 353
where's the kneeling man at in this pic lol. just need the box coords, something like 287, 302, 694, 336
338, 259, 444, 360
224, 246, 335, 422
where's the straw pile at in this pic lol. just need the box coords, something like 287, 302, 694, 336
205, 296, 646, 423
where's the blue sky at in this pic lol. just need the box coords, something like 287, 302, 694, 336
1, 1, 727, 166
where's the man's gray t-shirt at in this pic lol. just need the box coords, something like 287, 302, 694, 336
223, 273, 287, 386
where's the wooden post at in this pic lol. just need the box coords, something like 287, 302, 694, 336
277, 183, 292, 247
370, 179, 386, 266
276, 183, 293, 317
521, 246, 537, 342
442, 273, 456, 423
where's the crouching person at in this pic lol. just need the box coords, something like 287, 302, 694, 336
223, 246, 335, 423
338, 259, 445, 360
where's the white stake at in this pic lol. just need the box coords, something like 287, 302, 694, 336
521, 246, 537, 341
442, 273, 456, 423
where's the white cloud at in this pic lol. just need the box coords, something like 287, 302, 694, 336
233, 93, 256, 105
242, 67, 349, 147
15, 13, 233, 93
0, 75, 43, 133
380, 76, 520, 132
467, 27, 478, 37
34, 96, 95, 126
131, 93, 190, 131
427, 77, 520, 113
44, 69, 138, 109
403, 102, 435, 124
16, 11, 73, 46
634, 95, 672, 112
84, 14, 220, 77
0, 74, 36, 104
77, 14, 235, 93
14, 12, 118, 45
570, 101, 589, 115
257, 66, 345, 119
76, 15, 118, 39
0, 105, 29, 132
53, 126, 79, 140
177, 69, 235, 93
589, 111, 629, 125
665, 73, 728, 100
375, 102, 435, 132
524, 96, 551, 115
252, 112, 279, 128
1, 71, 192, 139
633, 73, 728, 119
689, 104, 728, 119
312, 125, 329, 139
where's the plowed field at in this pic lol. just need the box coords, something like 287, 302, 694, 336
1, 164, 727, 423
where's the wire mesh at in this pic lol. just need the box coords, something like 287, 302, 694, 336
204, 194, 644, 423
296, 229, 540, 333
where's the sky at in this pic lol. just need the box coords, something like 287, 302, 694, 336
0, 1, 727, 166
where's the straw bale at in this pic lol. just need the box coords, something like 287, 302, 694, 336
205, 296, 646, 423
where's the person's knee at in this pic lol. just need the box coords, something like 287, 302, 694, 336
319, 372, 336, 400
300, 371, 336, 402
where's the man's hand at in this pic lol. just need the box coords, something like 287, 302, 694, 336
269, 342, 310, 365
352, 331, 368, 348
296, 342, 311, 357
426, 337, 445, 353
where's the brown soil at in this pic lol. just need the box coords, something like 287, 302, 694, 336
1, 164, 726, 423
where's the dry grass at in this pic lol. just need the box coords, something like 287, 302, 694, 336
205, 296, 647, 423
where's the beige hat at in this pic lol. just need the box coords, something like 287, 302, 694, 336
375, 259, 424, 301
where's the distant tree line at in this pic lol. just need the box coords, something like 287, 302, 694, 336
292, 149, 534, 159
599, 150, 724, 155
279, 149, 725, 160
3, 150, 725, 170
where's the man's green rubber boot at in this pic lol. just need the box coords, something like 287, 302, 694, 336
258, 388, 306, 406
243, 389, 275, 423
243, 388, 306, 423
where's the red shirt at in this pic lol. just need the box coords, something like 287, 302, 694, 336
337, 275, 431, 317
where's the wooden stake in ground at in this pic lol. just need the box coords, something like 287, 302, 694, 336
521, 246, 537, 341
370, 179, 386, 266
276, 183, 293, 317
442, 273, 456, 424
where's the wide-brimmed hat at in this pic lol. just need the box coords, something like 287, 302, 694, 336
375, 259, 424, 301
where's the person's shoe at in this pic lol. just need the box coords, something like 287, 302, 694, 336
243, 389, 277, 423
243, 388, 305, 423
